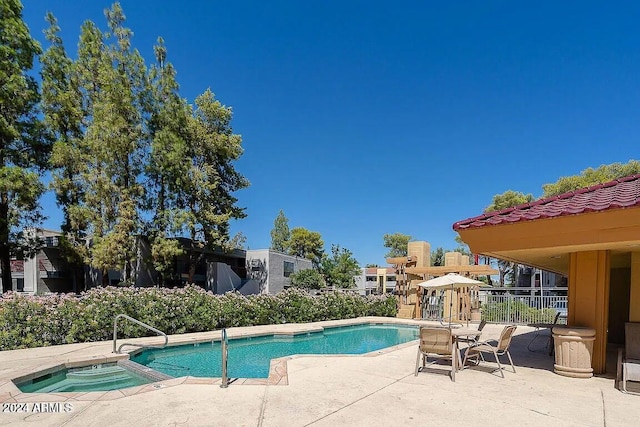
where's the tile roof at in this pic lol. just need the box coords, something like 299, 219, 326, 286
453, 174, 640, 230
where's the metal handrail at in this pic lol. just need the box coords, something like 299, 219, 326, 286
220, 328, 229, 388
113, 314, 168, 354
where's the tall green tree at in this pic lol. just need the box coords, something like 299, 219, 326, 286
227, 232, 247, 250
288, 227, 324, 267
453, 233, 475, 262
485, 190, 534, 212
47, 18, 107, 289
45, 3, 150, 286
320, 244, 360, 288
83, 3, 150, 285
45, 3, 249, 288
383, 232, 411, 258
270, 209, 290, 252
542, 160, 640, 197
497, 259, 514, 287
179, 89, 249, 281
0, 0, 50, 292
42, 12, 84, 232
41, 12, 86, 290
289, 268, 324, 290
484, 189, 530, 283
144, 37, 189, 286
431, 247, 445, 266
483, 191, 533, 286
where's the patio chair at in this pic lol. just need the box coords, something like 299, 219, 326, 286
415, 327, 456, 381
457, 319, 487, 345
618, 322, 640, 395
463, 325, 517, 378
527, 312, 561, 355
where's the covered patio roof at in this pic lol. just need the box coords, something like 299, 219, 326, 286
453, 174, 640, 275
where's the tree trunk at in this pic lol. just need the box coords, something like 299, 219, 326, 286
0, 250, 11, 294
188, 263, 195, 284
0, 196, 11, 293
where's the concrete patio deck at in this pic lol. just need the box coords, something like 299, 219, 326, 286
0, 318, 638, 426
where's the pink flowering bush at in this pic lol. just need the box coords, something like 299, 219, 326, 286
0, 285, 397, 350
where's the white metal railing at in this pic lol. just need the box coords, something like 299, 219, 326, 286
419, 293, 567, 325
479, 294, 567, 325
113, 314, 168, 353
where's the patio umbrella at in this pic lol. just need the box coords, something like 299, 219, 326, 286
416, 273, 487, 326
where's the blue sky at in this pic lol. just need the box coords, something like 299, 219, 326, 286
22, 1, 640, 266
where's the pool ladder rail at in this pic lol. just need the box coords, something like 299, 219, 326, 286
113, 314, 169, 354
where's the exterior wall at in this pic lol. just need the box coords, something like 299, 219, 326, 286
10, 260, 25, 292
10, 229, 78, 295
237, 279, 260, 295
516, 267, 568, 295
354, 272, 366, 295
23, 256, 38, 293
135, 238, 158, 287
376, 268, 387, 294
245, 249, 312, 294
630, 252, 640, 322
444, 251, 462, 267
568, 250, 610, 374
246, 249, 270, 293
207, 262, 243, 293
354, 268, 396, 296
408, 241, 430, 269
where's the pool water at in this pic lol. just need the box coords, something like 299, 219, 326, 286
132, 323, 419, 378
16, 363, 153, 393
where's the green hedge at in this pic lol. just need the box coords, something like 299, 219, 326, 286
0, 286, 397, 350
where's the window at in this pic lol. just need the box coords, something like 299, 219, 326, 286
250, 259, 261, 271
283, 261, 294, 277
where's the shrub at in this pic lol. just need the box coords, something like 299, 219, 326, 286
289, 269, 325, 289
0, 286, 398, 350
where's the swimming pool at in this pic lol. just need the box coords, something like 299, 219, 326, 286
132, 323, 419, 378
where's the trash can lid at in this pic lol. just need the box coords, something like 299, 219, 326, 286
552, 326, 596, 337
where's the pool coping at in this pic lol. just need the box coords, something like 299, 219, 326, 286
0, 317, 434, 403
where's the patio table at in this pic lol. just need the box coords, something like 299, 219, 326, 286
451, 328, 482, 371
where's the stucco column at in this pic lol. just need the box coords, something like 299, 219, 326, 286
568, 250, 610, 374
377, 268, 387, 294
630, 252, 640, 322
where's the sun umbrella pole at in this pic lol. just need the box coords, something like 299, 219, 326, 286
448, 284, 453, 327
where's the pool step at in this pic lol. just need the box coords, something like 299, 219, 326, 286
26, 365, 153, 393
118, 359, 173, 381
42, 375, 137, 393
66, 365, 128, 380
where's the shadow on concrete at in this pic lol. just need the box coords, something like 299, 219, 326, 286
461, 328, 620, 381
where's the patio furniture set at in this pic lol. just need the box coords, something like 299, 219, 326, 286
415, 319, 640, 397
414, 322, 517, 382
